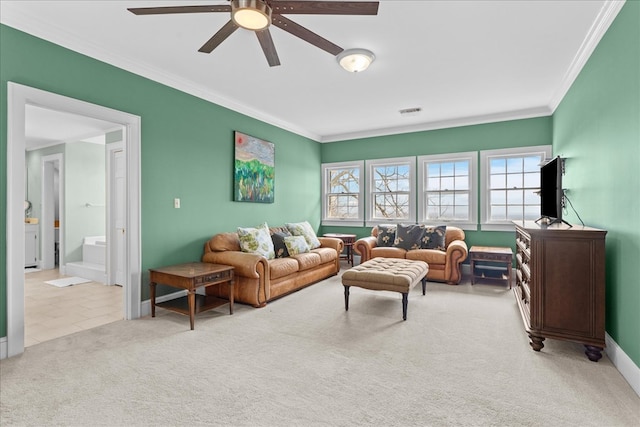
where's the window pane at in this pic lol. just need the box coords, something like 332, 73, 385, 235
523, 172, 539, 188
524, 190, 539, 204
507, 158, 523, 173
506, 173, 523, 189
441, 162, 455, 176
490, 174, 505, 189
427, 177, 440, 191
441, 176, 454, 190
524, 205, 539, 219
455, 176, 469, 190
491, 205, 506, 221
507, 189, 523, 204
427, 163, 440, 178
491, 158, 506, 174
507, 205, 524, 221
491, 190, 506, 204
523, 156, 541, 172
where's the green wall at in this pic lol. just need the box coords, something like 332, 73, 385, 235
552, 1, 640, 366
0, 24, 321, 337
320, 116, 553, 253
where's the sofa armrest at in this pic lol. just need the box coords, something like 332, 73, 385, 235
444, 239, 469, 284
201, 250, 268, 279
354, 236, 378, 263
318, 237, 344, 253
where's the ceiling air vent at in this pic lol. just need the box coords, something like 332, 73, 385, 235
399, 107, 422, 116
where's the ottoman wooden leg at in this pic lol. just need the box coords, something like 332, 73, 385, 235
421, 277, 427, 295
402, 292, 408, 320
344, 285, 350, 311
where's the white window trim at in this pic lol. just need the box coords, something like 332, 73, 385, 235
321, 160, 365, 227
366, 156, 416, 227
480, 145, 552, 231
417, 151, 478, 231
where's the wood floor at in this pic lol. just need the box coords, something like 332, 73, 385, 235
24, 268, 123, 347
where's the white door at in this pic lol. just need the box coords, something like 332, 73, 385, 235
110, 148, 126, 286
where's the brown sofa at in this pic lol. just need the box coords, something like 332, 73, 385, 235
354, 225, 468, 285
202, 226, 343, 307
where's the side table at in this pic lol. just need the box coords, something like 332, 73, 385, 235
323, 233, 357, 266
469, 246, 513, 288
149, 262, 234, 330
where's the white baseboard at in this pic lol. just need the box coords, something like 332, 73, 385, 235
0, 336, 7, 359
606, 333, 640, 397
139, 289, 188, 318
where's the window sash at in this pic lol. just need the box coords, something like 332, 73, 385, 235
366, 157, 415, 224
322, 161, 364, 225
480, 146, 551, 230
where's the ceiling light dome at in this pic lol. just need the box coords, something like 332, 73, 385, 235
337, 48, 375, 73
231, 0, 272, 30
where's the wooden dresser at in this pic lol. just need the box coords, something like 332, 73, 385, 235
513, 221, 607, 361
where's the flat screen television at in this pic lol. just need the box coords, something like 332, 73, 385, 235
538, 156, 570, 226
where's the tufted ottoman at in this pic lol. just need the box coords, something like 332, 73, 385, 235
341, 257, 429, 320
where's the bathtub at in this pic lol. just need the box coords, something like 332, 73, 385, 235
83, 235, 106, 266
66, 235, 107, 284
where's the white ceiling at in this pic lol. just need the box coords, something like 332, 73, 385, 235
25, 105, 121, 150
1, 1, 623, 143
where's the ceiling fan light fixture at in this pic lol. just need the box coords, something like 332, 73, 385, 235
337, 48, 375, 73
231, 0, 272, 30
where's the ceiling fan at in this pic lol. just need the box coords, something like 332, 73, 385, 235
128, 0, 379, 67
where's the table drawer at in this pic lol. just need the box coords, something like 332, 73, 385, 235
195, 271, 232, 285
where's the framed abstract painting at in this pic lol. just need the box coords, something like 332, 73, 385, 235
234, 131, 275, 203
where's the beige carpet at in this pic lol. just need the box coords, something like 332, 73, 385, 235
1, 272, 638, 426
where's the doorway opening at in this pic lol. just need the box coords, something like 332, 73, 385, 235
5, 82, 141, 358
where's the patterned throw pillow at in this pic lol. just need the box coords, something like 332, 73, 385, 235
420, 225, 447, 250
393, 224, 425, 251
284, 235, 310, 256
376, 224, 396, 247
271, 230, 291, 258
285, 221, 321, 249
237, 222, 275, 260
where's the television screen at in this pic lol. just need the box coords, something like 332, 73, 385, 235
540, 156, 562, 220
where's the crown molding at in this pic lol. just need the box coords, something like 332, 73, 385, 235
547, 0, 625, 113
319, 106, 553, 143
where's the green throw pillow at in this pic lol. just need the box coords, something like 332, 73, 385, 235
237, 222, 275, 260
285, 221, 321, 249
284, 235, 310, 255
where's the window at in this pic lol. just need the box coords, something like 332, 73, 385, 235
417, 152, 478, 229
321, 161, 364, 226
366, 157, 416, 225
480, 146, 552, 231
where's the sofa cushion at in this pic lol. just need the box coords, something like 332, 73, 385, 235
371, 247, 407, 259
208, 232, 241, 252
286, 221, 321, 249
311, 247, 338, 264
420, 225, 447, 251
393, 224, 424, 251
271, 230, 291, 258
269, 257, 299, 280
237, 222, 275, 260
291, 252, 322, 271
376, 224, 396, 247
406, 249, 447, 265
284, 235, 310, 255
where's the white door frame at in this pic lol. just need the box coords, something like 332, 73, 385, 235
5, 82, 142, 359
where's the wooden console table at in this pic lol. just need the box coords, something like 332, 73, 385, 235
470, 246, 513, 288
149, 262, 234, 330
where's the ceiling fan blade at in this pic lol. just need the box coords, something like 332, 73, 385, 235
198, 20, 239, 53
128, 5, 230, 15
256, 30, 281, 67
272, 15, 343, 56
271, 1, 379, 15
